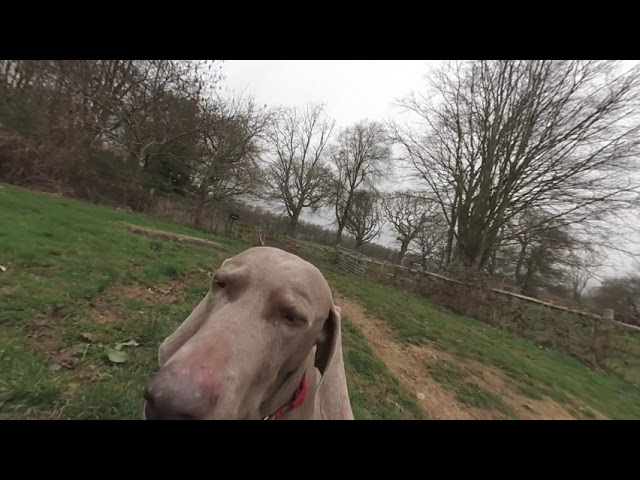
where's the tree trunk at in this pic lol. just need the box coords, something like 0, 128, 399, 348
287, 209, 301, 237
396, 240, 409, 265
519, 257, 537, 296
194, 201, 206, 228
445, 226, 455, 266
194, 190, 208, 228
335, 223, 345, 246
514, 241, 528, 286
335, 193, 354, 245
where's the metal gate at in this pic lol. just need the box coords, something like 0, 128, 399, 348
334, 245, 369, 276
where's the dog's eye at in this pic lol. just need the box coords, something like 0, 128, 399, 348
282, 309, 305, 325
212, 274, 226, 289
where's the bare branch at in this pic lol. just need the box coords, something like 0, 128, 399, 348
262, 103, 335, 236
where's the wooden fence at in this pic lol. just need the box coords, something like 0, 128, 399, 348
355, 255, 640, 332
272, 234, 335, 260
267, 235, 639, 333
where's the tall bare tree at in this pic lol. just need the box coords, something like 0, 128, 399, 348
329, 120, 391, 244
392, 60, 640, 271
411, 215, 448, 270
344, 189, 384, 249
190, 95, 269, 227
382, 191, 439, 264
566, 252, 600, 303
263, 104, 335, 236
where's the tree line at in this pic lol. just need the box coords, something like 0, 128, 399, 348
1, 60, 638, 322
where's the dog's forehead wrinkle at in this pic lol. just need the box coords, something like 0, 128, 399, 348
268, 273, 331, 315
223, 250, 332, 309
215, 262, 249, 280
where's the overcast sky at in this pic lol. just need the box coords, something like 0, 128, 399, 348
220, 60, 429, 235
220, 60, 435, 127
219, 60, 639, 284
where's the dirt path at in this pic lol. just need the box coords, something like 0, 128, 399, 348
120, 223, 227, 251
336, 293, 587, 420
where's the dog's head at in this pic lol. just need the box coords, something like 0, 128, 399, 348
142, 246, 341, 420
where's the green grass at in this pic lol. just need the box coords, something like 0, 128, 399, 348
316, 260, 640, 419
341, 318, 424, 419
480, 299, 640, 385
3, 184, 639, 420
0, 185, 422, 419
0, 186, 242, 327
426, 361, 515, 418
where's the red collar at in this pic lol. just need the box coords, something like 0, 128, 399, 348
263, 373, 308, 420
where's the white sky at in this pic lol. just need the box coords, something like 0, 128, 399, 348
219, 60, 639, 284
220, 60, 435, 127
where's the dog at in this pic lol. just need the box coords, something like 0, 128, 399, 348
142, 246, 353, 420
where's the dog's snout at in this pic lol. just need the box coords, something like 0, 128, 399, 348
143, 367, 218, 420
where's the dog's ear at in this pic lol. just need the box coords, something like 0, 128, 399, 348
314, 304, 342, 378
157, 293, 210, 366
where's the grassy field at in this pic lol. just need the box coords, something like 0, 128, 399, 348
313, 231, 640, 386
1, 184, 639, 419
0, 185, 421, 419
317, 261, 640, 419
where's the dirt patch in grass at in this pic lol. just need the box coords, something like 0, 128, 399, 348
466, 360, 606, 420
337, 293, 481, 419
62, 382, 82, 400
87, 271, 204, 325
79, 364, 108, 383
25, 328, 62, 356
31, 304, 74, 327
121, 223, 227, 252
0, 284, 19, 295
89, 298, 122, 325
25, 328, 87, 371
335, 292, 593, 420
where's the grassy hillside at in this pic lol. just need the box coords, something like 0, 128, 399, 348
0, 185, 421, 419
317, 261, 640, 419
1, 185, 638, 419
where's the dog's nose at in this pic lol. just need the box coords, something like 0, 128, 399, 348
143, 368, 217, 420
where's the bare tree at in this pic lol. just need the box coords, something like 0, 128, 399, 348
93, 61, 217, 181
382, 191, 439, 265
411, 215, 448, 270
329, 120, 391, 244
392, 60, 640, 271
508, 211, 578, 296
263, 104, 335, 236
344, 189, 384, 249
43, 61, 216, 175
0, 60, 222, 195
567, 252, 600, 303
190, 95, 270, 227
589, 273, 640, 325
